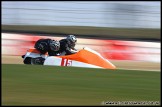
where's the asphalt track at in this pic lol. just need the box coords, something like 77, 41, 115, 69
2, 55, 160, 71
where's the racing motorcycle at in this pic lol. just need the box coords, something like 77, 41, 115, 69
22, 47, 116, 69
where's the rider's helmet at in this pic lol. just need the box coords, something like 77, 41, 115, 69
66, 35, 77, 48
49, 40, 60, 51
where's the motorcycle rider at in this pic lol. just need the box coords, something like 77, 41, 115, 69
59, 34, 78, 56
31, 35, 78, 65
32, 38, 60, 65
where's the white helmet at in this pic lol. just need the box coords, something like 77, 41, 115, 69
49, 40, 60, 51
66, 35, 77, 48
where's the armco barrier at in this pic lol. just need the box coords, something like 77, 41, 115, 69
2, 33, 160, 63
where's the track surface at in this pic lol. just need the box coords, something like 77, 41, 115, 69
2, 55, 160, 71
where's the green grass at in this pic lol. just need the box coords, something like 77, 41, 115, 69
2, 64, 160, 106
2, 25, 160, 40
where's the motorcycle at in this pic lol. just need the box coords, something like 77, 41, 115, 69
22, 47, 116, 69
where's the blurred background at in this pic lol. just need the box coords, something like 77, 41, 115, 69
2, 1, 160, 28
2, 2, 161, 106
1, 1, 160, 70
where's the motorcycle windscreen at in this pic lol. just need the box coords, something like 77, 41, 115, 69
58, 49, 116, 69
